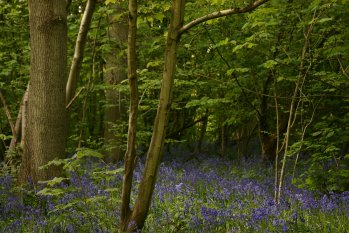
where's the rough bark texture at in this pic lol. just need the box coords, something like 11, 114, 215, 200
66, 0, 96, 105
20, 0, 67, 184
120, 0, 138, 230
103, 5, 128, 163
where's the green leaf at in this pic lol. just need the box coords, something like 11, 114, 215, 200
312, 131, 322, 137
37, 188, 65, 196
146, 60, 161, 68
226, 68, 250, 76
93, 167, 124, 176
0, 134, 12, 140
39, 158, 68, 170
105, 0, 118, 5
154, 13, 164, 22
39, 177, 69, 187
76, 148, 104, 159
262, 60, 278, 69
104, 188, 119, 193
317, 17, 333, 24
49, 200, 82, 213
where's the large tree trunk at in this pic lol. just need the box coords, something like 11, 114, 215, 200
103, 4, 128, 163
20, 0, 68, 184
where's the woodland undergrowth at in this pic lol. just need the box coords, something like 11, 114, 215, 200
1, 149, 349, 233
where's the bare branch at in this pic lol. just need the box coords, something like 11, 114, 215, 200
337, 57, 349, 79
179, 0, 270, 35
66, 87, 86, 109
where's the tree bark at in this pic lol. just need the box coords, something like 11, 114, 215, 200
120, 0, 138, 230
8, 85, 29, 151
103, 4, 128, 163
127, 1, 186, 230
66, 0, 96, 105
179, 0, 270, 34
20, 0, 68, 184
120, 0, 270, 230
197, 110, 208, 153
20, 86, 29, 150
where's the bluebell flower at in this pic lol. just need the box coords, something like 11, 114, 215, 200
175, 182, 184, 192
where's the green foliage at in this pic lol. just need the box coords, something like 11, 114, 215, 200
0, 0, 29, 152
35, 148, 123, 232
1, 147, 22, 177
2, 2, 349, 231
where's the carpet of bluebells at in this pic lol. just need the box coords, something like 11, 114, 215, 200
1, 152, 349, 232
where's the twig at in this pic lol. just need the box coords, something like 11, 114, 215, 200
66, 87, 86, 109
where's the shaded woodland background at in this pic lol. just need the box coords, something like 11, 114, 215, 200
1, 1, 349, 230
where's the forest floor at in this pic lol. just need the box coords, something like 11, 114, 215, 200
1, 151, 349, 232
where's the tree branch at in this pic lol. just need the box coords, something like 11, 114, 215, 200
166, 115, 208, 138
66, 0, 96, 105
179, 0, 270, 35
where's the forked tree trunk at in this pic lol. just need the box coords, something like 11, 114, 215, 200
123, 1, 185, 231
20, 0, 68, 184
120, 0, 270, 231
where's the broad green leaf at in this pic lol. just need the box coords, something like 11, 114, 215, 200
37, 188, 65, 196
262, 60, 278, 69
38, 177, 69, 187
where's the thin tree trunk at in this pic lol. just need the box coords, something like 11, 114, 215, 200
128, 1, 185, 230
20, 85, 29, 149
276, 11, 316, 203
196, 110, 208, 153
20, 0, 68, 184
66, 0, 96, 105
9, 85, 29, 151
120, 0, 138, 230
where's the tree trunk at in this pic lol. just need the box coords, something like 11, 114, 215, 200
120, 0, 138, 230
66, 0, 96, 105
196, 110, 208, 153
103, 4, 128, 163
20, 0, 68, 184
8, 85, 29, 151
20, 86, 29, 150
125, 1, 185, 230
119, 0, 270, 230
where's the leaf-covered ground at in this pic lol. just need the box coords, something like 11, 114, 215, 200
1, 152, 349, 232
